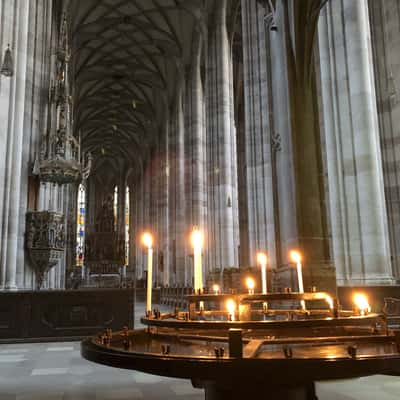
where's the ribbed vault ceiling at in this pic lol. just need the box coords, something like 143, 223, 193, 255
68, 0, 206, 173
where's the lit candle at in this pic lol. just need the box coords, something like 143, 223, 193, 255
290, 250, 305, 310
246, 277, 255, 295
190, 227, 204, 294
226, 299, 236, 321
257, 252, 268, 294
353, 293, 371, 316
326, 295, 334, 310
142, 232, 153, 314
213, 284, 220, 295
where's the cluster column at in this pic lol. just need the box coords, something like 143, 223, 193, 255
185, 31, 207, 283
0, 0, 52, 289
169, 89, 187, 285
368, 0, 400, 280
318, 0, 394, 285
158, 126, 170, 286
241, 0, 276, 268
206, 0, 240, 270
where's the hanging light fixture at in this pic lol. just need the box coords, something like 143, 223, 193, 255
1, 44, 13, 77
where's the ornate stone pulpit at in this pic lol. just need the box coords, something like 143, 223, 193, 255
26, 211, 65, 289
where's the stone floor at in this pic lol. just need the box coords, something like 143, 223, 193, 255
0, 303, 399, 399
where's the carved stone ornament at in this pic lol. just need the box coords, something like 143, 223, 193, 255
38, 157, 82, 184
26, 211, 65, 289
33, 13, 91, 185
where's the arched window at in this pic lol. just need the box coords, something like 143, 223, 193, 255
113, 185, 118, 231
125, 186, 130, 266
76, 184, 86, 266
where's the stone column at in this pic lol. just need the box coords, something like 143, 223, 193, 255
369, 0, 400, 280
186, 30, 207, 285
157, 126, 170, 286
65, 183, 77, 287
266, 1, 298, 268
241, 0, 277, 268
118, 173, 126, 237
0, 0, 33, 289
206, 0, 239, 271
0, 0, 53, 290
46, 184, 63, 289
132, 171, 145, 280
143, 160, 153, 284
168, 116, 177, 285
127, 174, 135, 281
257, 0, 333, 291
117, 173, 126, 279
169, 89, 187, 285
318, 0, 394, 285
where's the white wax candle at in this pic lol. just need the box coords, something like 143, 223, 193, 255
146, 247, 153, 313
297, 261, 305, 310
261, 262, 267, 294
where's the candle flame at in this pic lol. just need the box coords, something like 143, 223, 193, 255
142, 232, 153, 249
190, 227, 204, 249
257, 252, 267, 265
212, 284, 220, 294
290, 250, 302, 263
226, 299, 236, 320
353, 293, 371, 315
246, 277, 255, 291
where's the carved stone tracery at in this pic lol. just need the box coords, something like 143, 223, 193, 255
26, 211, 65, 289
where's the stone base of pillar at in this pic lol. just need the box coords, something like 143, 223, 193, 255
1, 285, 18, 291
273, 263, 336, 294
337, 276, 397, 287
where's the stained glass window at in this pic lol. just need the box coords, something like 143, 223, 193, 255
76, 183, 86, 266
113, 185, 118, 232
125, 186, 130, 266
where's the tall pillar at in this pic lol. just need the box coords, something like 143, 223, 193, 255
318, 0, 394, 285
257, 0, 333, 291
169, 89, 187, 285
133, 170, 145, 280
1, 1, 34, 289
157, 126, 170, 286
117, 173, 126, 278
206, 0, 239, 271
269, 2, 299, 268
143, 160, 152, 283
186, 31, 208, 284
0, 0, 53, 290
117, 173, 126, 237
369, 0, 400, 280
241, 0, 276, 268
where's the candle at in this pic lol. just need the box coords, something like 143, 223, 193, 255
190, 227, 204, 294
213, 284, 220, 295
257, 252, 268, 312
353, 293, 371, 316
326, 295, 334, 310
142, 232, 153, 314
246, 277, 255, 295
257, 252, 268, 294
226, 299, 236, 321
290, 250, 305, 310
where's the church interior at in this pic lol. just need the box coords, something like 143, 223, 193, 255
1, 0, 400, 399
